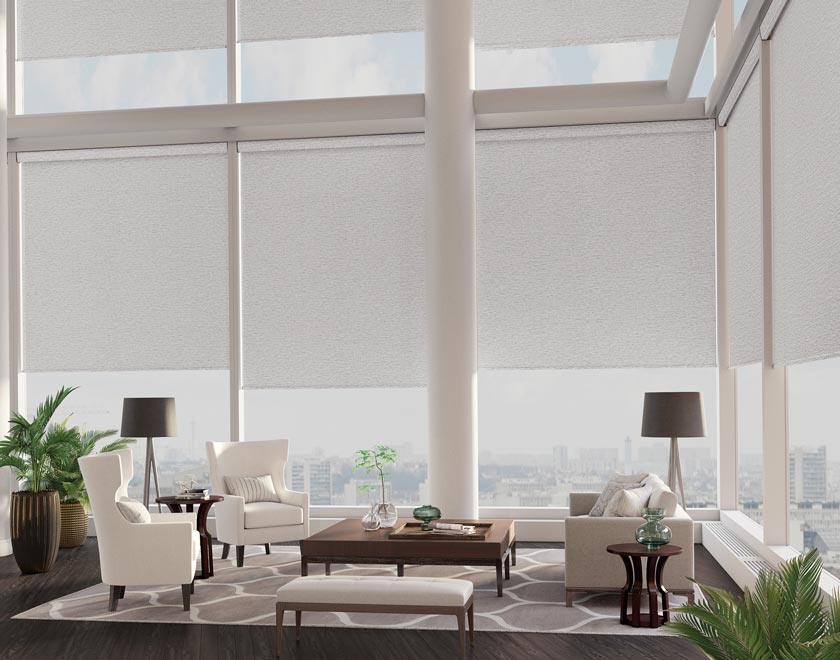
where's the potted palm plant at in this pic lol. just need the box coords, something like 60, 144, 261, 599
0, 386, 76, 573
669, 549, 840, 658
47, 425, 134, 547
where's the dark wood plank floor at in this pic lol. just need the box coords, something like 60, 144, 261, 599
0, 540, 740, 660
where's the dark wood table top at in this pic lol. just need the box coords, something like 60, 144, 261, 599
606, 543, 682, 558
156, 495, 224, 505
301, 518, 515, 561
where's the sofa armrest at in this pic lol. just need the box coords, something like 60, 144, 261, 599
277, 488, 310, 537
569, 493, 600, 517
213, 494, 245, 545
149, 512, 196, 531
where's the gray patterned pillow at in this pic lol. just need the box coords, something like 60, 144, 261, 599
117, 497, 151, 524
588, 473, 648, 517
224, 475, 282, 504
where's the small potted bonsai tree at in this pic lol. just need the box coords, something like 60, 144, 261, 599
0, 386, 76, 573
47, 425, 134, 547
355, 445, 399, 528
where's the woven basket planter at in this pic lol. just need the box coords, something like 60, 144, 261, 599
59, 501, 88, 548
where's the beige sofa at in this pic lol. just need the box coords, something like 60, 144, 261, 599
564, 491, 695, 607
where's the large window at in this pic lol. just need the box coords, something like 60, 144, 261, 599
737, 363, 764, 520
478, 368, 718, 508
24, 371, 230, 500
788, 358, 840, 576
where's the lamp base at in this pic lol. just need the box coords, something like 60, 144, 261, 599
666, 437, 686, 509
142, 437, 162, 512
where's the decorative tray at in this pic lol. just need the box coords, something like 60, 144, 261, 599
388, 522, 495, 541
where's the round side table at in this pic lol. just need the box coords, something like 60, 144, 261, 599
606, 543, 683, 629
156, 495, 224, 580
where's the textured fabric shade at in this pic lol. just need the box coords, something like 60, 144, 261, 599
641, 392, 707, 438
120, 398, 178, 438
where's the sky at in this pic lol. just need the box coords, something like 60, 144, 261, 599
22, 32, 714, 113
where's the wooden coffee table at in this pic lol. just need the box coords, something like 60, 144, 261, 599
300, 518, 516, 596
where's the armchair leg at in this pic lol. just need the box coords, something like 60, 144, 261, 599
221, 543, 230, 560
190, 580, 195, 594
181, 583, 192, 611
108, 585, 122, 612
236, 545, 245, 568
117, 586, 126, 599
265, 543, 271, 555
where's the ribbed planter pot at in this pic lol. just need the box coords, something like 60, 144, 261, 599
59, 501, 88, 548
11, 490, 61, 574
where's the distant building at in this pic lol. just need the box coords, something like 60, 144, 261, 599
790, 446, 827, 504
574, 448, 618, 475
553, 445, 568, 473
624, 436, 633, 472
289, 459, 333, 505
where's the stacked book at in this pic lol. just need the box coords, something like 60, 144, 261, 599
429, 522, 476, 536
176, 488, 210, 500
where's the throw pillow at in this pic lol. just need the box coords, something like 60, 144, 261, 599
603, 485, 653, 517
588, 473, 649, 517
224, 475, 282, 504
117, 498, 151, 524
643, 474, 678, 516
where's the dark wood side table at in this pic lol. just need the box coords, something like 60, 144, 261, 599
156, 495, 224, 580
606, 543, 683, 628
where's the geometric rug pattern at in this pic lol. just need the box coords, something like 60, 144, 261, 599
15, 545, 692, 636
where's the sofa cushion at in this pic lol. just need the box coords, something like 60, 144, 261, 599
225, 475, 282, 504
116, 497, 150, 524
589, 473, 649, 517
603, 484, 653, 517
276, 576, 473, 608
244, 501, 303, 529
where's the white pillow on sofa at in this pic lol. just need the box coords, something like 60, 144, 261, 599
643, 474, 678, 516
588, 473, 649, 517
224, 475, 282, 504
604, 484, 653, 517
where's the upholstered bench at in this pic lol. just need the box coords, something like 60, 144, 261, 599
275, 575, 475, 659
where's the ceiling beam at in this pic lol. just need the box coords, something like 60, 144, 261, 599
667, 0, 721, 103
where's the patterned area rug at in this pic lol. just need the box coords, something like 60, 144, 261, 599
15, 545, 692, 635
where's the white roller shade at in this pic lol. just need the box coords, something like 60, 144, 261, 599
238, 0, 687, 49
477, 121, 716, 370
239, 135, 425, 389
16, 0, 227, 60
771, 0, 840, 365
21, 144, 229, 372
726, 68, 763, 366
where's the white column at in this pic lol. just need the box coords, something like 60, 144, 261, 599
424, 0, 478, 519
716, 0, 739, 511
0, 0, 13, 556
759, 38, 788, 546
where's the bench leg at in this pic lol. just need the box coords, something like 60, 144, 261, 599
457, 612, 466, 660
276, 607, 284, 657
295, 611, 302, 642
467, 604, 474, 647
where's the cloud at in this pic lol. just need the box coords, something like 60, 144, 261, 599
587, 41, 657, 84
476, 48, 560, 89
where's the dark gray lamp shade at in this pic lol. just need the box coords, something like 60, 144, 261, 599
641, 392, 706, 438
120, 397, 177, 438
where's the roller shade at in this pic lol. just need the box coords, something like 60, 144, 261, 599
239, 135, 425, 389
771, 0, 840, 365
726, 68, 763, 366
16, 0, 227, 60
477, 121, 716, 370
237, 0, 688, 49
20, 144, 229, 372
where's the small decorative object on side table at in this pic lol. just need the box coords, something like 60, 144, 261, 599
412, 504, 442, 531
157, 494, 224, 580
606, 543, 683, 628
635, 507, 672, 549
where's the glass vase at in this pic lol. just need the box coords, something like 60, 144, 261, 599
635, 507, 672, 550
361, 504, 381, 532
373, 502, 398, 528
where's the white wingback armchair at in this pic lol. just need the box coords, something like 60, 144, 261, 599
207, 439, 309, 567
79, 449, 200, 611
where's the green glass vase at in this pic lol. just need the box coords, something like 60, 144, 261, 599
635, 507, 672, 550
413, 504, 442, 531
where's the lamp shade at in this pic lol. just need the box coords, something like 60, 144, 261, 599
120, 397, 177, 437
641, 392, 706, 438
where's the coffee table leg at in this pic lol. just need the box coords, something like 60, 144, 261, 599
397, 562, 405, 577
511, 542, 517, 566
325, 563, 331, 576
301, 558, 308, 577
504, 553, 510, 580
495, 560, 503, 597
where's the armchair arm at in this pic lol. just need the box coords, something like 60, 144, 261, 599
101, 520, 196, 586
213, 495, 246, 545
569, 493, 600, 517
277, 488, 310, 537
149, 512, 196, 531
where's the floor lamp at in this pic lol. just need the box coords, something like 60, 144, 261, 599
641, 392, 706, 508
120, 397, 178, 511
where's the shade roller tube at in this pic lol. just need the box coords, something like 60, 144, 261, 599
240, 134, 426, 389
21, 145, 229, 372
16, 0, 227, 60
771, 0, 840, 366
477, 120, 716, 370
726, 69, 763, 367
237, 0, 687, 48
